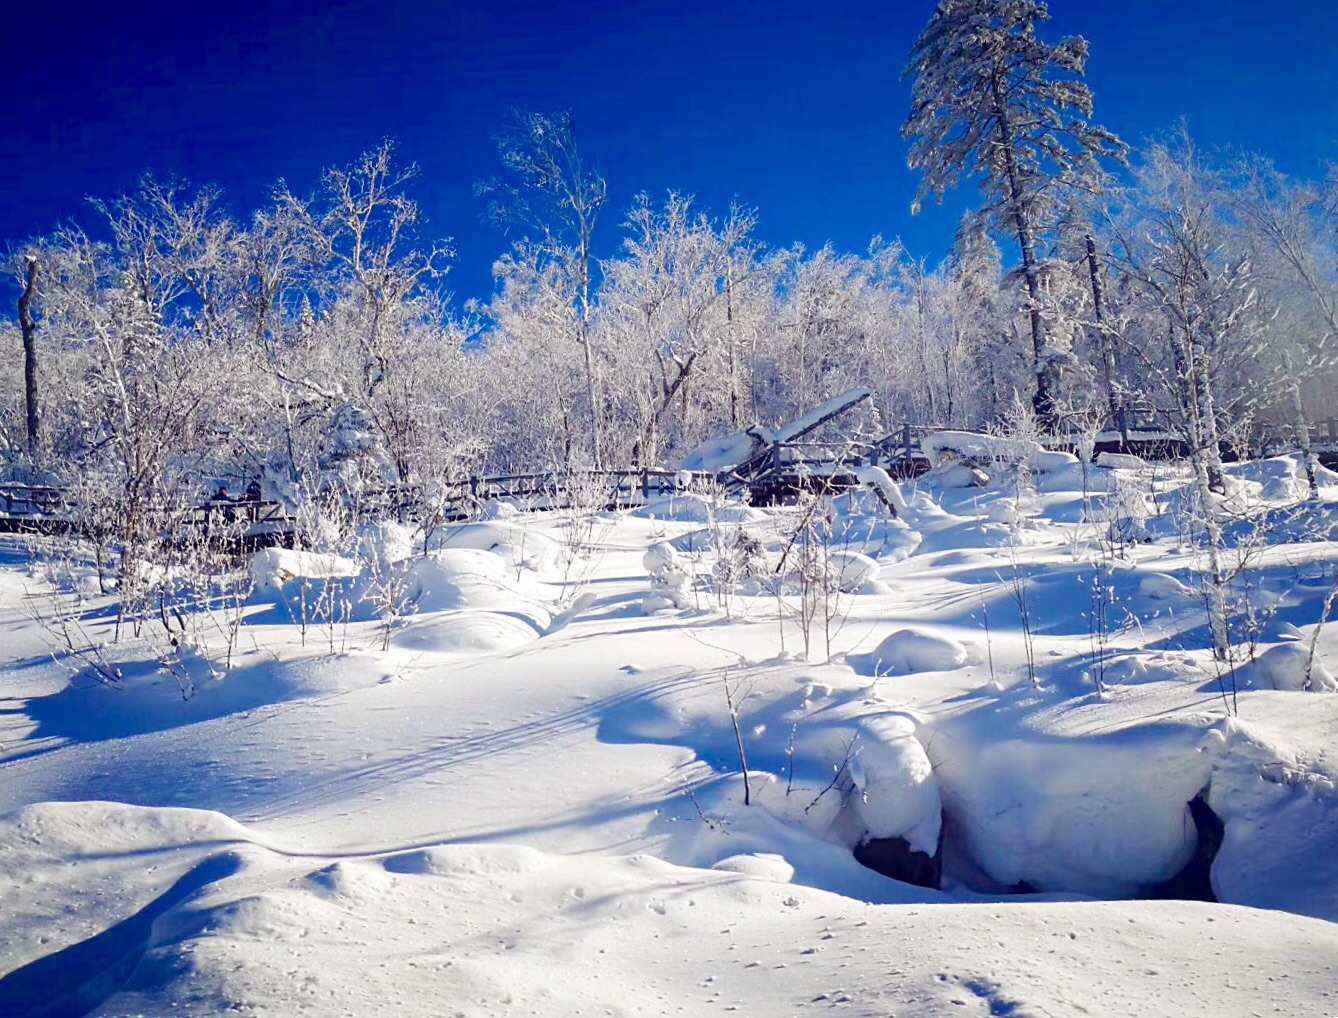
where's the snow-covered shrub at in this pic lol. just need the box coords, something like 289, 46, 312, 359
711, 527, 767, 590
642, 541, 691, 613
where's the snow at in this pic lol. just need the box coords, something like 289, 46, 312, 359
855, 627, 970, 675
928, 719, 1211, 896
826, 550, 880, 592
1251, 641, 1338, 692
1140, 571, 1194, 599
249, 547, 360, 589
10, 801, 1337, 1018
5, 455, 1338, 1016
426, 518, 564, 571
677, 387, 869, 473
633, 492, 766, 523
1096, 450, 1146, 469
921, 429, 1079, 473
771, 385, 872, 443
846, 714, 941, 851
678, 428, 767, 473
855, 464, 908, 513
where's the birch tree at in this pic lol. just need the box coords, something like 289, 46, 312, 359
1232, 156, 1338, 495
478, 110, 607, 466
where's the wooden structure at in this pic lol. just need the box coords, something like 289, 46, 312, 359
0, 485, 71, 535
9, 406, 1338, 549
356, 468, 708, 526
721, 391, 934, 504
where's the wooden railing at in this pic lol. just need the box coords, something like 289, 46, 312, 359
7, 415, 1334, 543
356, 468, 712, 524
0, 485, 72, 534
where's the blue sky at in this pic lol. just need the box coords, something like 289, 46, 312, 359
4, 0, 1336, 304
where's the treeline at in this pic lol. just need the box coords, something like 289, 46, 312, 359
3, 3, 1337, 514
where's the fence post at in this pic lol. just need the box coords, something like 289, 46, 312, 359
902, 422, 912, 463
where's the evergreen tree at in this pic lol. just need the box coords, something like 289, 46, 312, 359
902, 0, 1126, 430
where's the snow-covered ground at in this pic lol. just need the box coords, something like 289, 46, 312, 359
3, 454, 1338, 1016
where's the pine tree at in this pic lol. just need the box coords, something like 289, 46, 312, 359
902, 0, 1126, 430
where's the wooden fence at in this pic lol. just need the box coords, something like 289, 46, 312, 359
4, 418, 1333, 545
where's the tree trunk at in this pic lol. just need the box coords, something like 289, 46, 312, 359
991, 78, 1055, 432
577, 245, 603, 469
1085, 235, 1125, 441
1284, 349, 1318, 498
1193, 454, 1231, 663
1189, 322, 1225, 494
17, 256, 40, 453
578, 330, 601, 469
724, 265, 740, 429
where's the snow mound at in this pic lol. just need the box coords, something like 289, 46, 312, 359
426, 520, 562, 572
921, 430, 1078, 473
1097, 451, 1146, 470
392, 610, 540, 654
249, 548, 359, 591
922, 461, 988, 489
0, 801, 252, 972
847, 715, 941, 852
1232, 456, 1314, 502
980, 497, 1022, 524
1207, 719, 1338, 921
854, 465, 908, 513
403, 548, 549, 625
929, 722, 1214, 897
1252, 642, 1338, 692
1139, 572, 1193, 600
404, 549, 505, 611
827, 499, 923, 563
477, 499, 520, 520
1227, 455, 1338, 497
855, 628, 969, 676
709, 853, 795, 883
826, 551, 880, 593
1031, 449, 1083, 473
633, 494, 764, 524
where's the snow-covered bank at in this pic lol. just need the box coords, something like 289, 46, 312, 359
5, 801, 1338, 1018
4, 454, 1338, 1015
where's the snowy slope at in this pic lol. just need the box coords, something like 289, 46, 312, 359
3, 457, 1338, 1015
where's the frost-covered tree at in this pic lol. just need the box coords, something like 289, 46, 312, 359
1230, 156, 1338, 495
903, 0, 1126, 430
1104, 133, 1265, 494
478, 109, 607, 466
37, 219, 217, 617
483, 241, 591, 470
273, 142, 454, 483
599, 194, 768, 462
